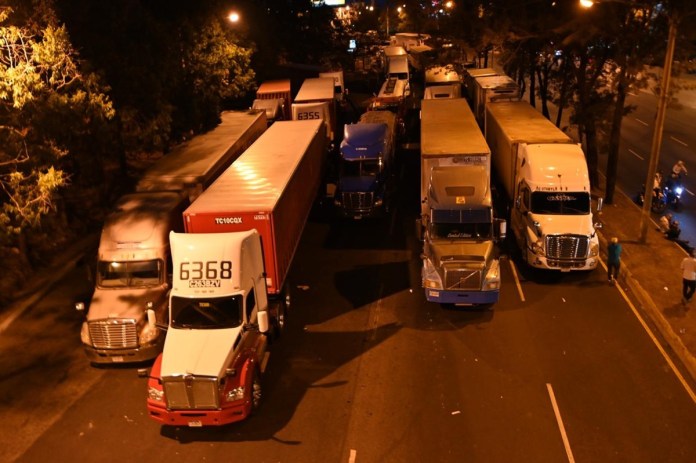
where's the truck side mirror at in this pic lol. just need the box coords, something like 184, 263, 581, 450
495, 218, 507, 240
596, 197, 604, 212
258, 310, 269, 334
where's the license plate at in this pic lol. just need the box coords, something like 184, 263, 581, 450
111, 356, 124, 362
188, 420, 203, 427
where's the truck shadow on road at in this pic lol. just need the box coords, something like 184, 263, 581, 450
157, 324, 401, 444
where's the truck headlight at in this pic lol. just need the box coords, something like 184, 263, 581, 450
80, 322, 91, 344
374, 198, 383, 207
139, 322, 159, 345
532, 240, 544, 255
148, 386, 164, 402
334, 199, 342, 206
422, 259, 443, 289
589, 242, 599, 257
226, 386, 245, 402
483, 260, 501, 290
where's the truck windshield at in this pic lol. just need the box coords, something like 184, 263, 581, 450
431, 222, 492, 240
530, 192, 591, 215
342, 159, 381, 177
97, 260, 162, 288
170, 295, 243, 329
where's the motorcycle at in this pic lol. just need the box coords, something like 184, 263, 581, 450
664, 180, 683, 211
636, 184, 667, 213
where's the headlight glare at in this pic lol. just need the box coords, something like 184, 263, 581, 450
226, 386, 245, 402
148, 386, 164, 402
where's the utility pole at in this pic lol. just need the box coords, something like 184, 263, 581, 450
639, 15, 677, 243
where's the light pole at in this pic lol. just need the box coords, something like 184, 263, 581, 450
638, 15, 677, 243
580, 0, 679, 243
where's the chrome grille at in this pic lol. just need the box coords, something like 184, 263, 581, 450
163, 376, 219, 410
546, 235, 589, 260
341, 191, 374, 211
443, 266, 482, 290
88, 319, 137, 349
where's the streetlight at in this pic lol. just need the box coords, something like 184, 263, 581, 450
228, 11, 240, 23
580, 0, 678, 243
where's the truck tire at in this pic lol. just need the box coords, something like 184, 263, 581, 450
273, 301, 286, 339
251, 368, 262, 410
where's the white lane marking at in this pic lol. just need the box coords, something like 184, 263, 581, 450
635, 118, 649, 126
670, 135, 688, 147
546, 383, 576, 463
628, 149, 644, 161
348, 449, 357, 463
508, 259, 526, 302
599, 259, 696, 404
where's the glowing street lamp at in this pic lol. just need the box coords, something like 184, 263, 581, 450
228, 11, 240, 23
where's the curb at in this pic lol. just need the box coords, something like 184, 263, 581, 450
597, 225, 696, 383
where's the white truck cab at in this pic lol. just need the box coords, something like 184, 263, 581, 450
147, 230, 271, 427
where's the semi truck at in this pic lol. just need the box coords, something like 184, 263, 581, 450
333, 110, 397, 219
146, 120, 326, 426
468, 74, 520, 127
253, 79, 292, 121
463, 67, 498, 104
76, 191, 187, 364
485, 100, 602, 271
424, 65, 461, 100
319, 70, 346, 102
369, 76, 409, 115
76, 110, 267, 365
292, 77, 337, 142
419, 98, 505, 305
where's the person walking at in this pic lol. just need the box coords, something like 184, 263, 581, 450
680, 249, 696, 305
607, 237, 622, 283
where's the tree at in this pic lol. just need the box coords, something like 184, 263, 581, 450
0, 4, 114, 289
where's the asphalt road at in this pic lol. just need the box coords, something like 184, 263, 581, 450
601, 87, 696, 245
2, 140, 695, 463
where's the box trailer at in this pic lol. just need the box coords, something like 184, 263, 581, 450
182, 119, 327, 296
136, 110, 267, 201
292, 77, 337, 141
256, 79, 292, 120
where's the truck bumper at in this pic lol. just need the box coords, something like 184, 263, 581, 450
335, 205, 385, 220
527, 252, 599, 271
83, 338, 164, 364
425, 288, 499, 305
147, 400, 250, 427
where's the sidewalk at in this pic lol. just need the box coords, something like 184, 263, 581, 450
595, 185, 696, 382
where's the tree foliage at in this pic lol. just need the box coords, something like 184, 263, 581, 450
0, 5, 114, 256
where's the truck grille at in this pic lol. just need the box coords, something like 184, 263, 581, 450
163, 376, 219, 410
443, 266, 482, 290
546, 235, 590, 260
341, 191, 374, 211
88, 319, 137, 349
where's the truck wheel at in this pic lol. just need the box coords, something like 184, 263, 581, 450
251, 369, 262, 410
273, 301, 286, 339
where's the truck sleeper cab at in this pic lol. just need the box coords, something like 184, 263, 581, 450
147, 230, 270, 427
77, 191, 186, 364
334, 111, 397, 219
